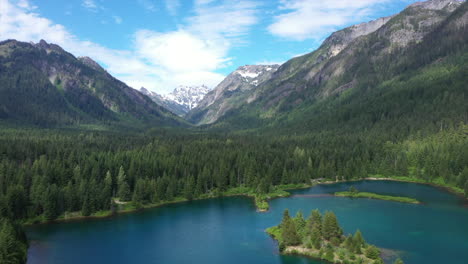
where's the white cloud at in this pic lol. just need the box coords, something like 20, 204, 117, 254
113, 15, 122, 24
82, 0, 98, 12
138, 0, 157, 12
135, 30, 228, 73
164, 0, 180, 16
0, 0, 260, 94
268, 0, 393, 40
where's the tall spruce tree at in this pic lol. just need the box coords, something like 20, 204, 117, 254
322, 211, 342, 240
281, 209, 301, 246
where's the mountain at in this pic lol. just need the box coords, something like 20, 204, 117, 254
0, 39, 182, 128
140, 85, 210, 117
209, 0, 467, 133
186, 64, 280, 125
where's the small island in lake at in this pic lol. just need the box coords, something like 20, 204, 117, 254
335, 186, 420, 204
267, 209, 405, 264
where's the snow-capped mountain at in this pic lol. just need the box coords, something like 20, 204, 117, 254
186, 64, 280, 125
140, 85, 210, 117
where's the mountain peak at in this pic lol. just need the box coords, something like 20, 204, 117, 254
410, 0, 464, 11
35, 39, 66, 54
163, 85, 210, 111
186, 64, 280, 125
141, 85, 211, 116
78, 56, 106, 72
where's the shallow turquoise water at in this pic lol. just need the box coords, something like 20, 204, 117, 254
26, 181, 468, 264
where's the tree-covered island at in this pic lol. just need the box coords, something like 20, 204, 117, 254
267, 209, 404, 264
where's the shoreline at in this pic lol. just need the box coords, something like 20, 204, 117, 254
23, 183, 314, 226
23, 177, 466, 226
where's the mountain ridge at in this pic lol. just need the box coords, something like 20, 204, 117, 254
0, 39, 183, 128
140, 85, 210, 117
186, 64, 280, 125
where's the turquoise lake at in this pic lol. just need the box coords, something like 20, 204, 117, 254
26, 181, 468, 264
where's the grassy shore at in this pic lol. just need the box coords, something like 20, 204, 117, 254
23, 183, 313, 225
335, 191, 420, 204
366, 174, 465, 198
23, 176, 465, 226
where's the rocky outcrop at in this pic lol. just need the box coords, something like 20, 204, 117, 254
186, 64, 279, 125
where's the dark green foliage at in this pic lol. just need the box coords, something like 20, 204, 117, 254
464, 180, 468, 198
269, 208, 384, 263
280, 209, 301, 246
0, 218, 27, 264
322, 211, 342, 241
324, 245, 334, 262
0, 40, 182, 128
294, 211, 306, 238
349, 186, 358, 194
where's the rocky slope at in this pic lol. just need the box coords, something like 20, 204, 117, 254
0, 39, 182, 127
186, 64, 280, 125
211, 0, 467, 132
140, 85, 210, 117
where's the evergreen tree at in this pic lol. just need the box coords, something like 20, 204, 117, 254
353, 229, 365, 252
294, 211, 306, 238
365, 245, 380, 260
117, 167, 131, 201
306, 209, 322, 236
183, 176, 195, 200
0, 218, 28, 264
281, 209, 301, 246
310, 223, 322, 249
81, 195, 91, 217
393, 258, 404, 264
322, 211, 342, 240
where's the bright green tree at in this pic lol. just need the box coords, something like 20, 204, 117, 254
294, 211, 306, 238
365, 245, 380, 259
322, 211, 342, 240
393, 258, 404, 264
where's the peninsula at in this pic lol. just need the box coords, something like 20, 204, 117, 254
267, 209, 404, 264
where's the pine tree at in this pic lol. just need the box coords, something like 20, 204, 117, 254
102, 171, 113, 209
0, 218, 28, 264
281, 209, 301, 246
117, 166, 131, 201
294, 211, 306, 238
81, 195, 91, 217
352, 230, 365, 254
365, 245, 380, 259
306, 209, 322, 236
322, 211, 342, 240
393, 258, 404, 264
183, 176, 195, 200
310, 223, 322, 249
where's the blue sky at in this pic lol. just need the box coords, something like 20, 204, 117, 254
0, 0, 418, 94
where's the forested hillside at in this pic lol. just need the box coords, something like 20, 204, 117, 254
0, 1, 467, 263
213, 0, 467, 134
0, 40, 183, 128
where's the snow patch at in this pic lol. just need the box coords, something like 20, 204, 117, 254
236, 70, 260, 79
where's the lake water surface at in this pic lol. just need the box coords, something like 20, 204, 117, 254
26, 181, 468, 264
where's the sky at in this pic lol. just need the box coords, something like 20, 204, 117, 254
0, 0, 419, 94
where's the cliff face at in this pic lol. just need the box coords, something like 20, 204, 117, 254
186, 65, 280, 125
